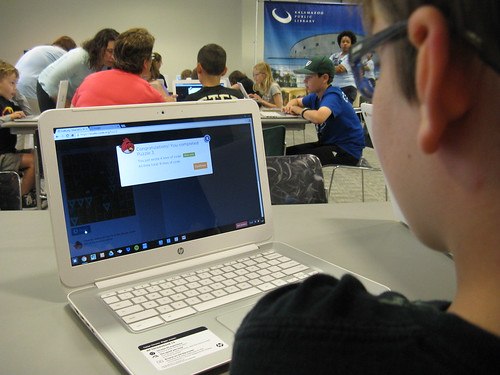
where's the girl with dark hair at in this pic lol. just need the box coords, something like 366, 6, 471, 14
329, 30, 358, 104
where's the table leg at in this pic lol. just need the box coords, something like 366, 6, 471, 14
34, 131, 41, 209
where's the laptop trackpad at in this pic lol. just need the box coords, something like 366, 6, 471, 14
216, 304, 254, 333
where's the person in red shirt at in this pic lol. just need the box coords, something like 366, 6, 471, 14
72, 28, 166, 107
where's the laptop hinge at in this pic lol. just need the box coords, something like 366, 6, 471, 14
95, 243, 259, 289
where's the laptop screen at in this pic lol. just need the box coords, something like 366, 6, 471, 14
173, 79, 228, 101
53, 113, 265, 267
174, 82, 203, 101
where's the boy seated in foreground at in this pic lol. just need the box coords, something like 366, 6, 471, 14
230, 0, 500, 373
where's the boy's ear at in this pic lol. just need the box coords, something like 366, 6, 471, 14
408, 6, 471, 154
222, 66, 228, 76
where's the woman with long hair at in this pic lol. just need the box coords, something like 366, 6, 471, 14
37, 28, 119, 111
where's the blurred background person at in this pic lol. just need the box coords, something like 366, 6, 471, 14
151, 52, 168, 91
37, 28, 119, 111
329, 30, 358, 104
145, 52, 174, 102
229, 70, 255, 95
180, 68, 192, 80
72, 28, 167, 107
15, 35, 76, 114
250, 62, 283, 108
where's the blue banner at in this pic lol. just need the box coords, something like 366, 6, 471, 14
264, 1, 364, 87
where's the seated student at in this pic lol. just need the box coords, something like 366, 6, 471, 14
190, 67, 198, 80
151, 52, 168, 91
0, 60, 36, 208
284, 56, 364, 166
144, 53, 175, 102
72, 28, 166, 107
229, 70, 255, 95
181, 44, 243, 101
231, 0, 500, 373
250, 62, 283, 108
180, 68, 192, 80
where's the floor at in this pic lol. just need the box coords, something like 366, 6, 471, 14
285, 123, 388, 203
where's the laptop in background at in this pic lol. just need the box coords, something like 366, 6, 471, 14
15, 80, 68, 123
172, 79, 228, 101
39, 100, 388, 374
55, 80, 69, 109
237, 82, 250, 99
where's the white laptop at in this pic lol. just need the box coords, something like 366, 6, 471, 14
360, 103, 408, 225
39, 100, 389, 375
237, 81, 250, 99
55, 79, 69, 109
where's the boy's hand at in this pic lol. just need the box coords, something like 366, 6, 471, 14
10, 111, 26, 120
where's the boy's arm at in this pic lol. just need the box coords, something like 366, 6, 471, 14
0, 111, 26, 124
300, 106, 332, 124
13, 91, 33, 116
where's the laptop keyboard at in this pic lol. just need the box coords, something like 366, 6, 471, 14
100, 250, 317, 332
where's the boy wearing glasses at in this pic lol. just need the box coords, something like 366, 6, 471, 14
231, 0, 500, 373
284, 56, 365, 166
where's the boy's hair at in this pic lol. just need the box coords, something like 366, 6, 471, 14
82, 28, 119, 70
337, 30, 357, 46
114, 28, 155, 75
52, 36, 77, 52
197, 44, 226, 76
360, 0, 499, 102
228, 70, 247, 85
0, 60, 19, 80
320, 73, 334, 85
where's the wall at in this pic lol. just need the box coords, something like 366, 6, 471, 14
0, 0, 264, 85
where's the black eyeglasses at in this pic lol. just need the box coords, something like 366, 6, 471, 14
349, 21, 407, 99
350, 19, 500, 99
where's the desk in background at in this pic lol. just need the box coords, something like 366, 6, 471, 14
260, 110, 308, 143
1, 118, 42, 208
281, 87, 307, 105
0, 202, 455, 374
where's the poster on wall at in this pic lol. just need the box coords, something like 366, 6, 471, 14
264, 1, 364, 87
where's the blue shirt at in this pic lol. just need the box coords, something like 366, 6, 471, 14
302, 85, 364, 159
38, 47, 93, 100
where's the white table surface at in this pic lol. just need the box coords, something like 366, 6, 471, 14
0, 202, 455, 374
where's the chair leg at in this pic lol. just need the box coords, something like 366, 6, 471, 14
328, 167, 338, 198
361, 169, 365, 202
